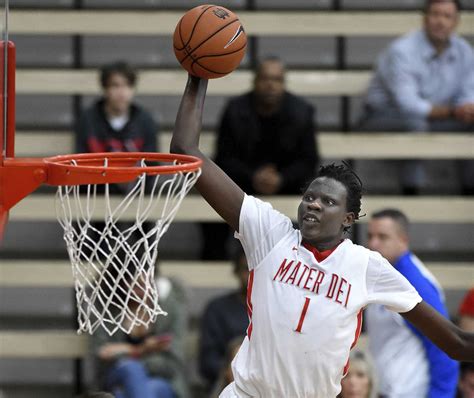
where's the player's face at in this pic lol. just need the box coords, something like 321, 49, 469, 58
103, 73, 135, 115
424, 1, 459, 47
340, 367, 371, 398
298, 177, 355, 250
254, 60, 285, 107
367, 217, 408, 265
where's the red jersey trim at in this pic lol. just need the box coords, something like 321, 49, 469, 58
342, 308, 364, 376
246, 270, 255, 339
302, 240, 343, 263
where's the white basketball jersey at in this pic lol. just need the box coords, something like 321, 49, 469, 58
220, 195, 421, 398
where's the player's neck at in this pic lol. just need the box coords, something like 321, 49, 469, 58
302, 237, 343, 253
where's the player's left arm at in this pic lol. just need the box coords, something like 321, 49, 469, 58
401, 301, 474, 361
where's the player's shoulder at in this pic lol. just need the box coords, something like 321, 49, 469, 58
241, 195, 295, 234
336, 240, 374, 265
355, 244, 392, 270
244, 194, 288, 219
344, 240, 372, 256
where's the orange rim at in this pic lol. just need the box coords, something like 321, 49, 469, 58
44, 152, 202, 186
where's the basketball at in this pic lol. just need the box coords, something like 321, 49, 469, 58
173, 5, 247, 79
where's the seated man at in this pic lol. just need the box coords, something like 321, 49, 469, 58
360, 0, 474, 195
201, 56, 318, 259
198, 245, 249, 390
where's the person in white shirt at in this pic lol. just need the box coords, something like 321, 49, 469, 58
170, 74, 474, 398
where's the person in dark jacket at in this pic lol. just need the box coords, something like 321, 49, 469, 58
201, 56, 319, 259
76, 61, 158, 188
74, 61, 159, 261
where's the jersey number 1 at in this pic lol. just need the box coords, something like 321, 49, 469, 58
295, 297, 311, 333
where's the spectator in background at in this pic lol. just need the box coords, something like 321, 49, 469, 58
338, 350, 376, 398
76, 61, 158, 193
458, 362, 474, 398
459, 288, 474, 332
201, 56, 319, 259
91, 273, 189, 398
359, 0, 474, 195
75, 61, 158, 253
199, 245, 249, 390
365, 209, 459, 398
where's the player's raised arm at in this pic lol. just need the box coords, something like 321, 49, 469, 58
170, 75, 245, 232
402, 301, 474, 361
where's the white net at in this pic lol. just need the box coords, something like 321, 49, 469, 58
55, 159, 200, 335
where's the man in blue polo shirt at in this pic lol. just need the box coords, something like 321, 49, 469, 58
366, 208, 459, 398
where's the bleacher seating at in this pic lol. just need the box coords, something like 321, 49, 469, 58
1, 1, 473, 397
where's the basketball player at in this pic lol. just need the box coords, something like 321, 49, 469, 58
170, 75, 474, 397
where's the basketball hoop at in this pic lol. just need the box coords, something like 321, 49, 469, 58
0, 20, 203, 335
1, 152, 202, 335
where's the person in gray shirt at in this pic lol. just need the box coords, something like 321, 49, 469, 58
360, 0, 474, 195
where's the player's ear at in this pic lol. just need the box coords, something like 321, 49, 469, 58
342, 212, 355, 229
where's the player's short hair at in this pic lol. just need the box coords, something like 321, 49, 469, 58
424, 0, 461, 13
371, 208, 410, 235
100, 61, 137, 88
314, 163, 363, 223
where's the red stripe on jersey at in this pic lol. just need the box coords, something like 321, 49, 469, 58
342, 309, 364, 376
302, 240, 343, 262
246, 270, 255, 339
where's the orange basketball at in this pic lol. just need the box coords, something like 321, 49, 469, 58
173, 5, 247, 79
